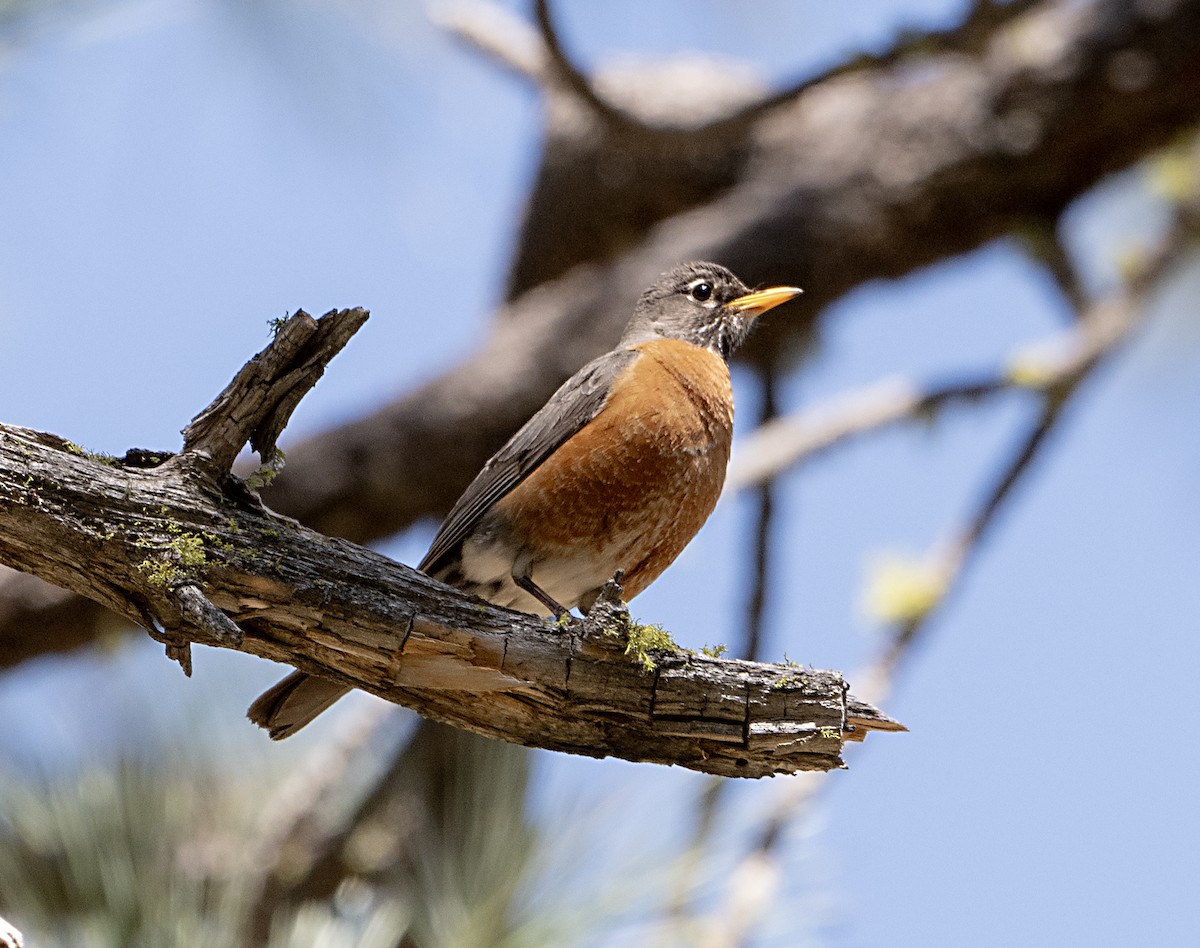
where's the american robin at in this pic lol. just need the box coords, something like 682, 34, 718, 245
248, 262, 801, 738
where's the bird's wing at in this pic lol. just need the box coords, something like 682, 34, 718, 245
418, 346, 640, 575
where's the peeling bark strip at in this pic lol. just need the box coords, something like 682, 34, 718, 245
0, 310, 901, 777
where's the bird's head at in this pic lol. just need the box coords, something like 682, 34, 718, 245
621, 261, 802, 360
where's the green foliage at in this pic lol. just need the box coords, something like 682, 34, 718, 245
0, 754, 425, 947
0, 719, 599, 948
0, 761, 257, 947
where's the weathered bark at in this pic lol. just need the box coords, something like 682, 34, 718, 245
0, 312, 901, 778
6, 0, 1200, 666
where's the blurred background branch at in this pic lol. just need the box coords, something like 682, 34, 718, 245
3, 0, 1200, 944
696, 186, 1200, 946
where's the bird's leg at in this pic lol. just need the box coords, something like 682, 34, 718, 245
512, 572, 572, 622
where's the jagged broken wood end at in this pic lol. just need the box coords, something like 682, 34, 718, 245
181, 308, 369, 476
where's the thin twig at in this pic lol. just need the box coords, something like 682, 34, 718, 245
433, 0, 548, 84
706, 200, 1197, 945
726, 374, 1006, 494
663, 363, 781, 934
742, 361, 781, 664
448, 0, 1044, 144
865, 212, 1196, 696
1020, 216, 1090, 316
725, 236, 1195, 495
245, 701, 396, 944
713, 399, 1070, 948
866, 401, 1062, 699
661, 777, 726, 941
533, 0, 634, 128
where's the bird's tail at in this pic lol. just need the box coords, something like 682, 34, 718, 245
246, 671, 350, 740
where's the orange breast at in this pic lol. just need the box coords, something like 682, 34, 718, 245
492, 338, 734, 600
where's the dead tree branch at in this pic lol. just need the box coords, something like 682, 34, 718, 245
6, 0, 1200, 669
0, 311, 901, 778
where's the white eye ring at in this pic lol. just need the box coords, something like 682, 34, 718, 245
687, 279, 717, 307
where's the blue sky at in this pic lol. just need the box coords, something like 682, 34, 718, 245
2, 1, 1199, 945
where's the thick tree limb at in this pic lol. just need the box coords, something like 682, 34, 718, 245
7, 0, 1200, 667
0, 428, 900, 775
269, 0, 1200, 539
0, 314, 901, 777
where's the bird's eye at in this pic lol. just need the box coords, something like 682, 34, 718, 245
689, 281, 713, 302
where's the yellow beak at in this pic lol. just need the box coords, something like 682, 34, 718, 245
727, 284, 803, 316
